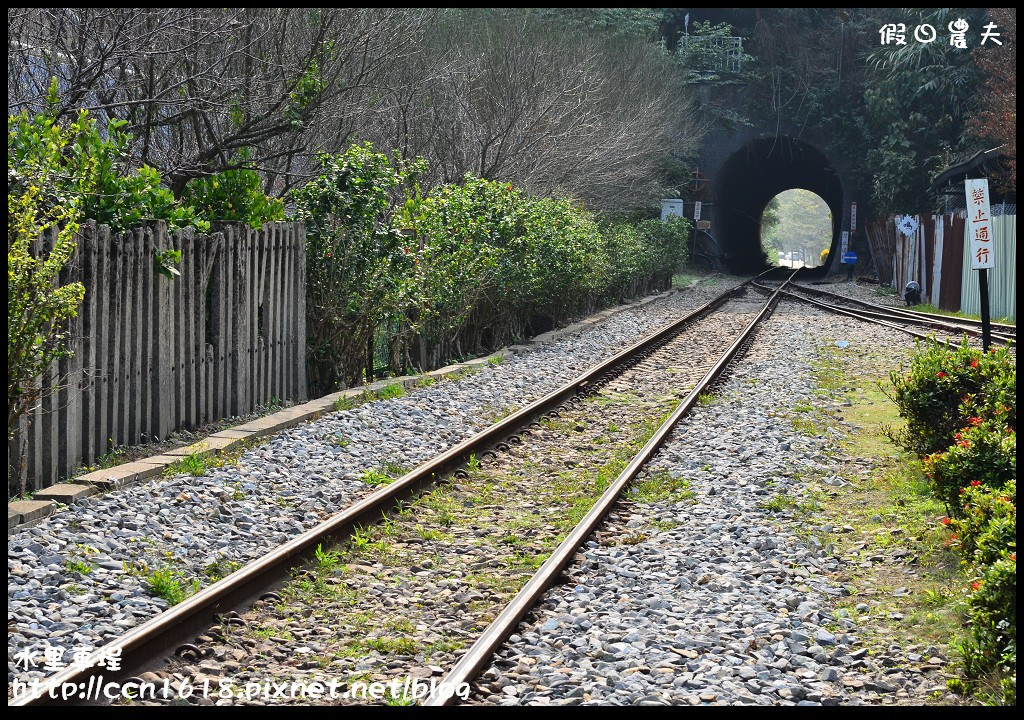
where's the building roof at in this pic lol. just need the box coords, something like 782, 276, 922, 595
930, 146, 1008, 190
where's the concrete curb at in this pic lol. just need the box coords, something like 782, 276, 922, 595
8, 282, 692, 533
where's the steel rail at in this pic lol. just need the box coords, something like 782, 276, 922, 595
754, 281, 1015, 347
11, 270, 778, 707
781, 285, 1015, 344
796, 282, 1016, 335
425, 271, 798, 706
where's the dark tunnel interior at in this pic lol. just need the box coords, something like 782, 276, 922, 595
713, 137, 844, 274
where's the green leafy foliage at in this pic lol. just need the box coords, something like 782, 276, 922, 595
890, 336, 1016, 703
294, 154, 689, 395
924, 421, 1016, 516
289, 143, 424, 392
951, 481, 1016, 567
863, 8, 986, 212
180, 156, 284, 229
887, 338, 1015, 457
961, 553, 1016, 704
8, 82, 206, 233
7, 109, 86, 444
154, 249, 182, 280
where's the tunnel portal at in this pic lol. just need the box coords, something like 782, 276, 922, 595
712, 137, 844, 273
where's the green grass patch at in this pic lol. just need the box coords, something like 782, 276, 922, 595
364, 636, 420, 656
906, 303, 1014, 326
360, 467, 394, 486
375, 382, 407, 400
812, 342, 969, 688
164, 451, 211, 477
760, 493, 799, 512
696, 391, 721, 407
630, 470, 695, 504
145, 566, 195, 606
65, 557, 95, 576
333, 393, 364, 411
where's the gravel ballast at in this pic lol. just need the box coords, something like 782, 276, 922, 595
468, 302, 954, 706
8, 278, 745, 686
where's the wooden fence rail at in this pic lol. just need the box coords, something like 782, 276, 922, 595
9, 220, 307, 495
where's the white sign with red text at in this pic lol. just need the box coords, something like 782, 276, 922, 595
965, 179, 994, 269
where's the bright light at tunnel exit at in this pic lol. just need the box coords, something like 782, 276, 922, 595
760, 189, 832, 268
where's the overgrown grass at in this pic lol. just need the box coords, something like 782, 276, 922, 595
375, 382, 407, 400
164, 450, 211, 477
145, 566, 195, 606
906, 303, 1015, 326
813, 343, 967, 690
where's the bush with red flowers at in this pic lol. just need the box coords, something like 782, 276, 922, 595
923, 419, 1016, 515
887, 338, 1015, 456
891, 337, 1016, 702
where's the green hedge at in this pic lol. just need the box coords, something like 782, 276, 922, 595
890, 338, 1016, 704
293, 151, 690, 393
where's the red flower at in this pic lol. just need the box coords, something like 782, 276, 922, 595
957, 440, 971, 448
970, 358, 979, 368
954, 432, 962, 441
950, 533, 958, 540
970, 480, 982, 487
968, 417, 983, 426
941, 517, 951, 525
971, 581, 981, 591
1011, 553, 1017, 562
936, 371, 947, 379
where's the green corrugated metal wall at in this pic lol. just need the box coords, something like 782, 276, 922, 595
960, 215, 1016, 321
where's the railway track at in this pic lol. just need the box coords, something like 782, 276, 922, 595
12, 269, 794, 706
751, 277, 1015, 347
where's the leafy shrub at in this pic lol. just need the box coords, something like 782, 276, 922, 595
961, 552, 1016, 702
8, 81, 205, 233
888, 338, 1015, 456
407, 176, 688, 359
950, 480, 1016, 566
923, 421, 1015, 516
7, 109, 86, 453
289, 143, 424, 392
180, 154, 284, 229
293, 152, 689, 391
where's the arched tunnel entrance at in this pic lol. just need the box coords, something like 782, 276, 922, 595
712, 137, 844, 273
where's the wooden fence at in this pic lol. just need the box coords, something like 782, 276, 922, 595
10, 220, 307, 494
865, 213, 966, 309
865, 212, 1016, 320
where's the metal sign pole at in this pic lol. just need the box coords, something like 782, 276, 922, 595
964, 177, 994, 351
979, 269, 991, 351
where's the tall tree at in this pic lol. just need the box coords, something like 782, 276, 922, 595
970, 8, 1016, 189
